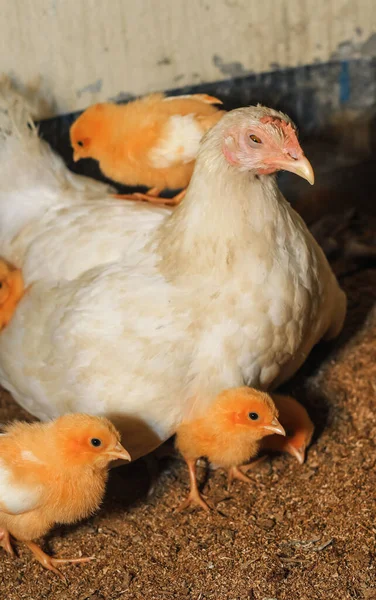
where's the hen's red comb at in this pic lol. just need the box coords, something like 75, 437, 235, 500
261, 115, 296, 134
260, 116, 301, 155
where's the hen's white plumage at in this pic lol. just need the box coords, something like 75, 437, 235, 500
0, 89, 346, 459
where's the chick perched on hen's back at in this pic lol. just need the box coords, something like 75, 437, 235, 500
176, 388, 285, 512
0, 414, 130, 579
70, 92, 224, 205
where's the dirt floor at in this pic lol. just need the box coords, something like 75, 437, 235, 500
0, 188, 375, 597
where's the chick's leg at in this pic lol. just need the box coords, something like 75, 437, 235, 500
113, 187, 186, 207
261, 394, 314, 464
25, 540, 94, 581
177, 458, 211, 513
0, 527, 15, 556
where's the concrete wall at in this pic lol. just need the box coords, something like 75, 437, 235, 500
2, 0, 376, 117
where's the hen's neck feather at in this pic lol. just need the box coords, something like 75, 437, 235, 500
156, 142, 282, 277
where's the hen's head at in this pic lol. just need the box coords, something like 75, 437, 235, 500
214, 105, 314, 184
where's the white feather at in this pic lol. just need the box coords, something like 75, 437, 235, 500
20, 450, 43, 464
149, 114, 203, 168
0, 458, 42, 514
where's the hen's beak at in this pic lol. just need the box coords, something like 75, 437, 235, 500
263, 418, 286, 437
280, 155, 315, 185
106, 442, 131, 462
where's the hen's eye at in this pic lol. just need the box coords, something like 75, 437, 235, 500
90, 438, 102, 447
77, 141, 84, 147
248, 412, 259, 421
249, 134, 262, 144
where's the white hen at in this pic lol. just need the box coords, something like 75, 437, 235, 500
0, 89, 346, 459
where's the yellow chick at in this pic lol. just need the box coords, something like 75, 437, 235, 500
70, 92, 225, 205
0, 259, 24, 329
261, 394, 314, 465
175, 388, 285, 512
0, 414, 130, 579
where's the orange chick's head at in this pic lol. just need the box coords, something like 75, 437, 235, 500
211, 387, 285, 441
53, 414, 131, 469
219, 105, 314, 184
70, 103, 110, 162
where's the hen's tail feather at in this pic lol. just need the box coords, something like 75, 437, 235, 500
0, 79, 114, 251
0, 79, 39, 142
0, 77, 114, 194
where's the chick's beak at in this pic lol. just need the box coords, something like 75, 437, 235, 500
280, 155, 315, 185
106, 442, 131, 462
286, 443, 305, 465
73, 151, 81, 163
263, 417, 286, 437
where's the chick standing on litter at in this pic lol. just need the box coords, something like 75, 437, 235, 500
0, 259, 24, 329
0, 414, 130, 579
70, 92, 224, 205
175, 387, 285, 511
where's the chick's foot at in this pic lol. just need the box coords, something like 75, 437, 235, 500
227, 465, 252, 487
113, 187, 186, 206
227, 456, 267, 489
0, 527, 15, 556
25, 540, 95, 581
177, 489, 211, 513
177, 457, 211, 513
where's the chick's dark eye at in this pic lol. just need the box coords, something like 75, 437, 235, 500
249, 134, 262, 144
249, 412, 259, 421
90, 438, 102, 447
0, 282, 2, 289
77, 141, 84, 147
